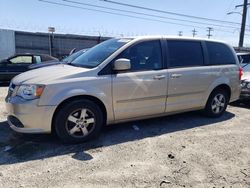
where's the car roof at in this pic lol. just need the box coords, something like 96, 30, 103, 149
14, 53, 52, 57
10, 53, 58, 60
120, 35, 229, 44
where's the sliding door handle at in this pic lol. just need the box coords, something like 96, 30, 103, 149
170, 74, 182, 79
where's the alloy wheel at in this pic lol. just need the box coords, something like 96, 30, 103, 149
65, 108, 95, 138
211, 94, 226, 114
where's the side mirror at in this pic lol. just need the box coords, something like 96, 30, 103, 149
113, 58, 131, 71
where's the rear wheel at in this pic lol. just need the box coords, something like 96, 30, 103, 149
204, 89, 229, 118
54, 99, 104, 143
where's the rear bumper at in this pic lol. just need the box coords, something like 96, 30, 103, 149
5, 96, 56, 134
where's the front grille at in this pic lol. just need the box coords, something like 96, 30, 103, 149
8, 116, 24, 128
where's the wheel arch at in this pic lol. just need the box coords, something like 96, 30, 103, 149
210, 84, 231, 101
203, 84, 232, 108
51, 95, 107, 134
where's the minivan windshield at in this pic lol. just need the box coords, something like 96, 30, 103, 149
62, 49, 87, 63
71, 38, 131, 68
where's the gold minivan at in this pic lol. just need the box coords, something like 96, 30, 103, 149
5, 36, 242, 143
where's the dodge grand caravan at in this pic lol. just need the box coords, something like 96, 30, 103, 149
5, 36, 242, 143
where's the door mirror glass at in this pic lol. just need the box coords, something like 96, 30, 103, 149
113, 58, 131, 71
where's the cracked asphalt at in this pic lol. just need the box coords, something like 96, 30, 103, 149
0, 86, 249, 188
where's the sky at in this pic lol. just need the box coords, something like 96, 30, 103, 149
0, 0, 249, 47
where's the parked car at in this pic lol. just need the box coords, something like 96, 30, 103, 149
237, 52, 250, 100
5, 36, 241, 143
0, 53, 58, 82
29, 49, 88, 70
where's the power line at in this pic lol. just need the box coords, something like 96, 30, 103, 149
62, 0, 243, 30
39, 0, 250, 35
100, 0, 243, 26
37, 0, 215, 31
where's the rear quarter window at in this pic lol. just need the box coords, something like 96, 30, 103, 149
206, 42, 236, 65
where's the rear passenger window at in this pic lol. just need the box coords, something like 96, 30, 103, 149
206, 42, 235, 65
168, 40, 204, 68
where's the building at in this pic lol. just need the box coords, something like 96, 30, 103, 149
0, 29, 109, 60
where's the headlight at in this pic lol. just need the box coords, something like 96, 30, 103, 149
241, 82, 246, 87
247, 83, 250, 89
16, 85, 45, 100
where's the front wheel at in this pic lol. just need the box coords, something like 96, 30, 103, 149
54, 99, 104, 143
204, 89, 229, 118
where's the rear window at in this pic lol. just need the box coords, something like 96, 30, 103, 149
41, 55, 55, 62
206, 42, 235, 65
167, 40, 204, 68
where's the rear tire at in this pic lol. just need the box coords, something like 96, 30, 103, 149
54, 99, 104, 144
204, 89, 229, 118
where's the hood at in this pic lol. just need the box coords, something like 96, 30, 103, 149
12, 64, 91, 85
29, 61, 65, 69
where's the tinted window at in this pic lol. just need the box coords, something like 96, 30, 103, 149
168, 40, 204, 67
117, 40, 162, 71
9, 56, 32, 64
206, 42, 235, 65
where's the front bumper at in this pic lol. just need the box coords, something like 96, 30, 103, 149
5, 96, 56, 134
240, 89, 250, 99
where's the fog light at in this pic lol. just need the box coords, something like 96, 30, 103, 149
8, 116, 24, 128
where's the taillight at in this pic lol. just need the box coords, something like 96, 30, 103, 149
239, 67, 243, 80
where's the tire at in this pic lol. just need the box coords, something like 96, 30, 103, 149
204, 88, 229, 118
54, 99, 104, 144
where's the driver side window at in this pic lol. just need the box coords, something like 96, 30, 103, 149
9, 56, 32, 64
118, 40, 162, 71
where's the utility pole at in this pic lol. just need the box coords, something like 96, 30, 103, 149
207, 27, 213, 39
48, 27, 55, 56
178, 31, 183, 36
192, 28, 197, 37
237, 0, 249, 47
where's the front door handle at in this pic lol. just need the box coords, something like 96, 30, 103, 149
153, 75, 165, 80
170, 74, 182, 79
